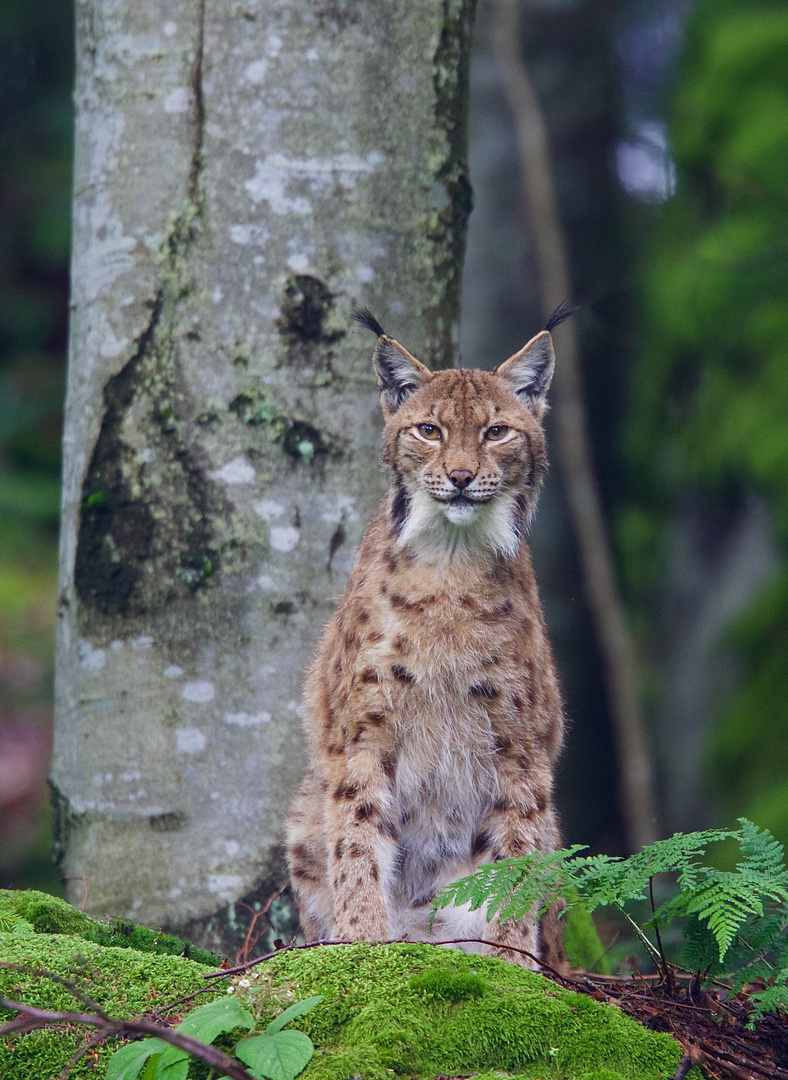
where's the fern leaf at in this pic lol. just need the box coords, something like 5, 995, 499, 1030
736, 818, 787, 878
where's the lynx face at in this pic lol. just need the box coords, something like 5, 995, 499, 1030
375, 331, 554, 563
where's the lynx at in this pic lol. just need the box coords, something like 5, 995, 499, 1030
286, 307, 571, 969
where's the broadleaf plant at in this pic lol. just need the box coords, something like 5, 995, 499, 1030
103, 992, 323, 1080
434, 818, 788, 1019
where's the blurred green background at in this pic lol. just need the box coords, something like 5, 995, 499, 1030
1, 0, 786, 892
0, 0, 71, 893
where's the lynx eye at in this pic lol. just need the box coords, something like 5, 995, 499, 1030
417, 423, 441, 441
485, 425, 510, 441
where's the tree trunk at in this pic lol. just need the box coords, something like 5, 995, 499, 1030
53, 0, 474, 955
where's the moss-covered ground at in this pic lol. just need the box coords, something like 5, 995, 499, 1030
0, 890, 697, 1080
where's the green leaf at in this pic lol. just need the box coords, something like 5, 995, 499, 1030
174, 995, 254, 1042
264, 996, 323, 1036
152, 1046, 189, 1080
104, 1039, 167, 1080
236, 1031, 315, 1080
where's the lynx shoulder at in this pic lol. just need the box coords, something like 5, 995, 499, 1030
286, 309, 570, 969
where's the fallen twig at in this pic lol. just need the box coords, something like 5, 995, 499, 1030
0, 997, 256, 1080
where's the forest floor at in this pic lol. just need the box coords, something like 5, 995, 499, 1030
559, 967, 788, 1080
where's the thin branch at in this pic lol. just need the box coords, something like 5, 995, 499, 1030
0, 998, 256, 1080
615, 905, 663, 969
235, 882, 287, 965
489, 0, 658, 851
58, 1029, 113, 1080
649, 876, 674, 990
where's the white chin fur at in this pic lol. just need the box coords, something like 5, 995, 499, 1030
397, 487, 527, 565
444, 500, 478, 525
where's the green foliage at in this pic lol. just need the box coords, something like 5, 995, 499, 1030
0, 890, 222, 967
0, 922, 221, 1079
104, 997, 262, 1080
408, 970, 486, 1002
1, 904, 691, 1080
436, 819, 788, 1017
562, 895, 613, 974
622, 0, 788, 840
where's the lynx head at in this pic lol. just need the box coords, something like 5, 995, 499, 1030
354, 308, 567, 564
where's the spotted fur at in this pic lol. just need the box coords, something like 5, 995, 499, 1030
286, 316, 568, 970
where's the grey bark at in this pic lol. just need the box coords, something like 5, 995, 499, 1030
54, 0, 474, 954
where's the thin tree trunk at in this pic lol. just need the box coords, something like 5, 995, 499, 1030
54, 0, 474, 954
490, 0, 658, 851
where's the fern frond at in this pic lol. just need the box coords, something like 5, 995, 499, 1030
736, 818, 787, 878
434, 846, 587, 923
437, 820, 788, 983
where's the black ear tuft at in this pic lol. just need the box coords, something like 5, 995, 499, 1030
544, 301, 579, 333
352, 307, 385, 338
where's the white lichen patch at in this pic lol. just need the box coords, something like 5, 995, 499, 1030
119, 769, 142, 782
73, 190, 136, 304
256, 572, 276, 590
269, 525, 300, 552
209, 456, 256, 484
319, 494, 359, 524
182, 681, 215, 703
430, 180, 450, 212
163, 20, 177, 36
254, 498, 285, 520
356, 264, 375, 282
244, 149, 386, 216
224, 711, 272, 727
164, 664, 184, 679
229, 224, 253, 245
287, 253, 309, 272
132, 635, 154, 651
163, 87, 190, 114
78, 640, 106, 671
175, 727, 207, 754
245, 59, 268, 84
92, 772, 113, 787
207, 873, 244, 898
110, 640, 124, 651
224, 840, 241, 857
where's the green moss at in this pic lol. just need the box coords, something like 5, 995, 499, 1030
233, 942, 686, 1080
0, 890, 222, 965
0, 931, 220, 1079
1, 898, 690, 1080
409, 968, 485, 1001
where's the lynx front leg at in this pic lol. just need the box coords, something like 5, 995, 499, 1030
324, 748, 397, 942
286, 768, 333, 939
476, 767, 564, 970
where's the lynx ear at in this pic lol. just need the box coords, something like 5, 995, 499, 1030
495, 330, 555, 415
373, 337, 433, 417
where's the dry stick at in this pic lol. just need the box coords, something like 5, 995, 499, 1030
489, 0, 658, 851
58, 1029, 117, 1080
236, 882, 287, 965
0, 997, 256, 1080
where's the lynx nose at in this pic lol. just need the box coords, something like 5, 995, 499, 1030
448, 469, 474, 490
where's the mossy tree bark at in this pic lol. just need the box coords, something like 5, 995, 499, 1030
54, 0, 474, 954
